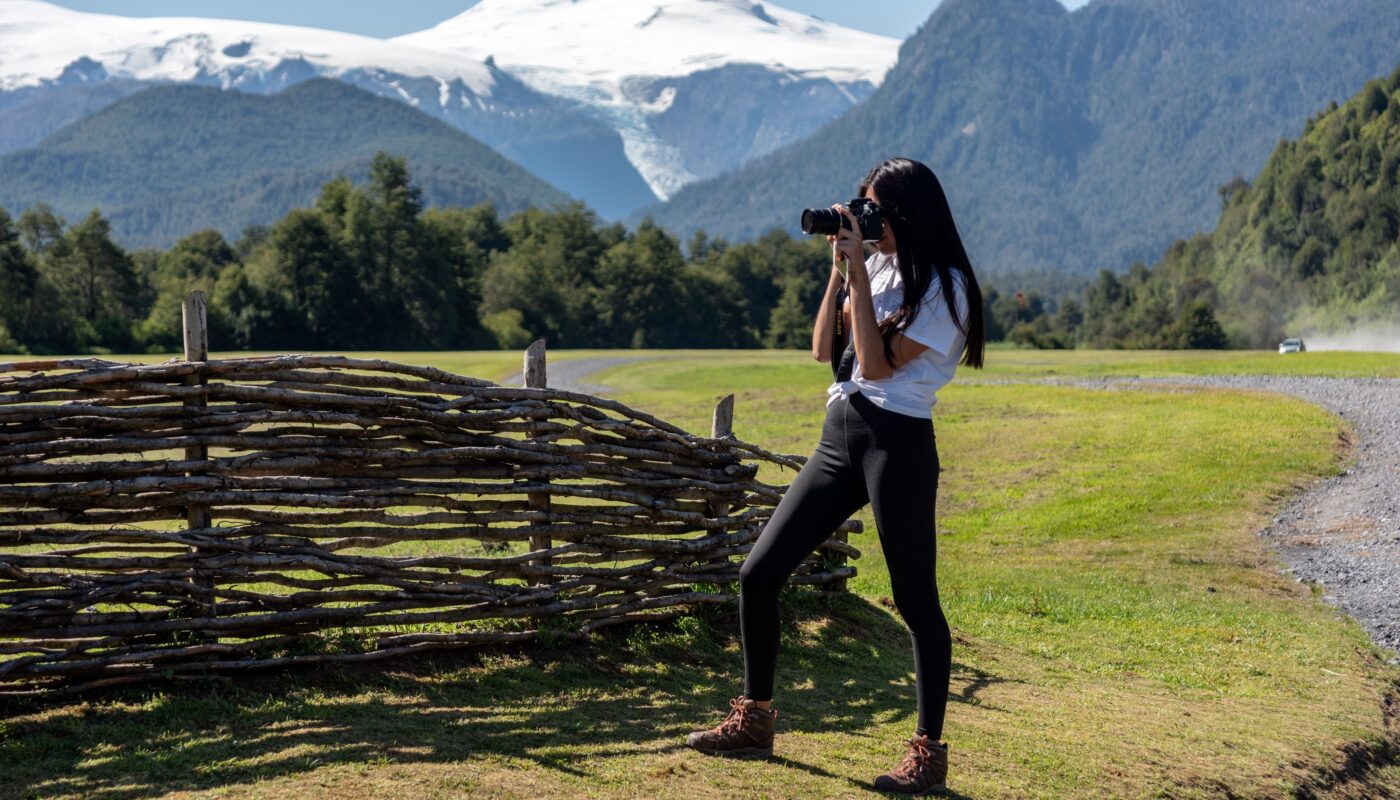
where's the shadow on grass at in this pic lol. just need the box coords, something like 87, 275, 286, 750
0, 591, 1016, 799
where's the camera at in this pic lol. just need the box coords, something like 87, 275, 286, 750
800, 197, 884, 242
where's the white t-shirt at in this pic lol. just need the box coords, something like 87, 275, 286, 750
826, 251, 969, 419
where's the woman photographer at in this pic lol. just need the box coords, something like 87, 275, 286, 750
685, 157, 986, 795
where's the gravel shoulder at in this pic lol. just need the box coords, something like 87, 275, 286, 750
1062, 375, 1400, 661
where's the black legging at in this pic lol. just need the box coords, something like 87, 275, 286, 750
738, 389, 951, 739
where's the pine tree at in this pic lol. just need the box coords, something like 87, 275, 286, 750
764, 276, 815, 349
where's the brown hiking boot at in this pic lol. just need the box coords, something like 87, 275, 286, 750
685, 695, 776, 758
873, 733, 948, 795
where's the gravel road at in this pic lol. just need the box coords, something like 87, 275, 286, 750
1069, 376, 1400, 660
496, 356, 642, 394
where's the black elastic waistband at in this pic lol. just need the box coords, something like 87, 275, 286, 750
844, 390, 933, 428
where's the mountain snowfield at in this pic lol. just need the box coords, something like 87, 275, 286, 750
0, 0, 497, 95
0, 0, 900, 212
396, 0, 900, 197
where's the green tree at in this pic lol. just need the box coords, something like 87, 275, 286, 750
211, 263, 276, 350
0, 210, 38, 354
1172, 301, 1228, 349
135, 230, 238, 352
16, 204, 65, 255
481, 308, 533, 350
479, 203, 612, 348
711, 230, 827, 347
0, 319, 20, 354
0, 208, 77, 354
1051, 298, 1084, 344
764, 275, 816, 349
422, 203, 510, 348
367, 152, 426, 323
677, 266, 750, 349
262, 209, 358, 347
50, 210, 140, 351
592, 219, 689, 347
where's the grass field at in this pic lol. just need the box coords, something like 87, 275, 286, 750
975, 346, 1400, 379
2, 348, 1399, 798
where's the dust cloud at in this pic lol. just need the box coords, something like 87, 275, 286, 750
1300, 324, 1400, 352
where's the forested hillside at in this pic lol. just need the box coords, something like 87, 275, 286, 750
0, 78, 149, 154
1002, 65, 1400, 349
0, 80, 570, 248
649, 0, 1400, 279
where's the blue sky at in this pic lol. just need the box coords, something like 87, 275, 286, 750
45, 0, 1092, 40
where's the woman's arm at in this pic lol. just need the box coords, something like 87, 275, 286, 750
834, 206, 929, 380
857, 331, 930, 380
810, 262, 848, 363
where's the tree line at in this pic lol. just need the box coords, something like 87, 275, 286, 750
0, 147, 1243, 357
0, 152, 841, 356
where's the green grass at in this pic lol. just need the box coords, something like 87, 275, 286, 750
2, 349, 1398, 798
0, 348, 607, 386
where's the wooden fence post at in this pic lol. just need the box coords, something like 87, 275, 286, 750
181, 291, 216, 622
711, 394, 734, 443
523, 339, 551, 585
833, 529, 850, 594
708, 395, 734, 582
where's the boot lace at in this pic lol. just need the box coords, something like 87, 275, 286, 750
891, 736, 935, 781
718, 697, 774, 734
718, 697, 749, 734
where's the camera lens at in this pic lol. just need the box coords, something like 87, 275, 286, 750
801, 207, 844, 236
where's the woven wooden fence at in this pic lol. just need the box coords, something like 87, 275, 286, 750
0, 292, 860, 695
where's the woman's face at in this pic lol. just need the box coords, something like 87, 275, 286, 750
863, 187, 897, 255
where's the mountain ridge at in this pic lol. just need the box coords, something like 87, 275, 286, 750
647, 0, 1400, 275
0, 79, 573, 248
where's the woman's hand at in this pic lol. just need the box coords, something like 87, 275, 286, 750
826, 204, 867, 286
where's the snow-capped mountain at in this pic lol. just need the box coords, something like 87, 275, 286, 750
0, 0, 496, 94
0, 0, 655, 217
0, 0, 901, 214
397, 0, 901, 199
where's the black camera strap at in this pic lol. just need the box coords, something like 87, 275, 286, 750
831, 282, 856, 382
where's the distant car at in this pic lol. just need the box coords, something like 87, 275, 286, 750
1278, 338, 1306, 354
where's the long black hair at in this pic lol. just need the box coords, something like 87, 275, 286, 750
859, 157, 985, 369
